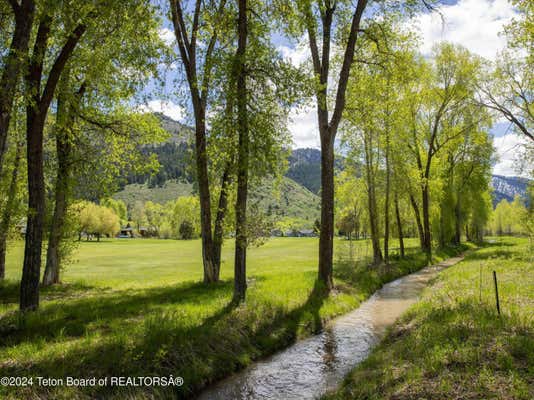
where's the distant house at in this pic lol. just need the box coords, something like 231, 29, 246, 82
271, 229, 283, 237
118, 226, 134, 238
298, 229, 316, 237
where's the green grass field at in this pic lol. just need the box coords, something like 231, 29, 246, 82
324, 236, 534, 400
2, 237, 323, 290
0, 237, 467, 399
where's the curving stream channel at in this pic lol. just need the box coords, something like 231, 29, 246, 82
197, 256, 463, 400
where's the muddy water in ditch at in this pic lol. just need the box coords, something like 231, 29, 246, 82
197, 257, 463, 400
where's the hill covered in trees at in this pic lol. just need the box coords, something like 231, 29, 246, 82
119, 117, 530, 214
114, 176, 320, 223
116, 114, 322, 222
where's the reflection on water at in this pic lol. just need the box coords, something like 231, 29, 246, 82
197, 258, 462, 400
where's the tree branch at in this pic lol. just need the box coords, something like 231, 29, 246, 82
40, 22, 87, 113
330, 0, 368, 133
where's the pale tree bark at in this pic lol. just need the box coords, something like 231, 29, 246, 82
20, 15, 86, 311
303, 0, 368, 289
0, 0, 35, 177
233, 0, 248, 302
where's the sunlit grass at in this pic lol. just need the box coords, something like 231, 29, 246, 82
0, 237, 467, 399
325, 236, 534, 400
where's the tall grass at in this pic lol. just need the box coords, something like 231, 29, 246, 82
325, 236, 533, 400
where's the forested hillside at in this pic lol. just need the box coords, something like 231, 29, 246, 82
114, 176, 320, 222
115, 115, 323, 222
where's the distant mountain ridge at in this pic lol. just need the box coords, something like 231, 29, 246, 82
119, 115, 530, 211
491, 175, 530, 205
285, 149, 530, 206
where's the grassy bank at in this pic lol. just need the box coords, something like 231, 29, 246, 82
325, 236, 533, 400
0, 238, 468, 399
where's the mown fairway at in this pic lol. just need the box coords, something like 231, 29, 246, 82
0, 236, 456, 399
3, 237, 323, 289
325, 236, 534, 400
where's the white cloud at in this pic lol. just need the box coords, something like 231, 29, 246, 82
414, 0, 517, 60
159, 28, 175, 47
288, 106, 320, 149
139, 100, 186, 122
278, 40, 317, 148
278, 42, 310, 67
492, 133, 529, 176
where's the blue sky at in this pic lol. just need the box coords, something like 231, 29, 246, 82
144, 0, 526, 176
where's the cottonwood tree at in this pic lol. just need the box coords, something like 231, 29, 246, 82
478, 54, 533, 142
478, 0, 533, 142
435, 110, 493, 246
233, 0, 249, 301
404, 43, 481, 260
42, 2, 164, 286
168, 0, 231, 283
21, 1, 93, 310
20, 0, 161, 310
275, 0, 370, 289
228, 0, 300, 301
342, 21, 416, 265
75, 201, 120, 241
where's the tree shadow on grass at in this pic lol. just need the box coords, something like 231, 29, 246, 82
0, 279, 102, 307
0, 279, 234, 348
0, 274, 330, 399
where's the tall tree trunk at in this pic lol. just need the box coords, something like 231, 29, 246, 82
319, 134, 335, 287
20, 14, 86, 311
194, 119, 217, 283
233, 0, 248, 302
303, 0, 368, 290
20, 16, 52, 311
384, 130, 390, 264
43, 85, 74, 286
169, 0, 227, 284
20, 112, 46, 311
364, 134, 382, 265
421, 183, 432, 261
0, 137, 24, 280
394, 191, 404, 258
409, 193, 424, 249
368, 185, 382, 265
212, 163, 232, 277
454, 192, 461, 245
0, 0, 35, 175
